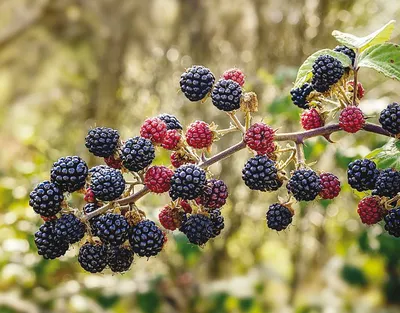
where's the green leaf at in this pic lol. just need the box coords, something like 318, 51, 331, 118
358, 43, 400, 81
367, 138, 400, 170
294, 49, 352, 88
332, 20, 396, 51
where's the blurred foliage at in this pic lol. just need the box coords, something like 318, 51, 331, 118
1, 0, 400, 313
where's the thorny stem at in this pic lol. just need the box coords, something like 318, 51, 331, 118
295, 142, 306, 169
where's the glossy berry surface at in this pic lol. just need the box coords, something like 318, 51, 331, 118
169, 164, 207, 200
287, 169, 322, 201
357, 196, 385, 225
129, 220, 165, 257
186, 120, 213, 149
211, 78, 242, 111
144, 166, 174, 193
301, 108, 324, 130
244, 123, 275, 155
319, 173, 341, 199
121, 136, 155, 172
242, 155, 282, 191
311, 55, 344, 92
85, 127, 120, 157
78, 242, 108, 273
50, 156, 88, 192
180, 65, 215, 102
266, 203, 293, 231
140, 117, 167, 144
290, 83, 314, 109
29, 180, 64, 217
222, 68, 245, 86
339, 106, 365, 133
347, 159, 379, 192
384, 208, 400, 237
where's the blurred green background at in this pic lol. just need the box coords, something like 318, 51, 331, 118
1, 0, 400, 312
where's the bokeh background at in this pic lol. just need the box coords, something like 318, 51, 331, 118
1, 0, 400, 312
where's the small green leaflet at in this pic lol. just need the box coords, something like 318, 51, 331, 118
332, 20, 395, 51
366, 138, 400, 170
358, 43, 400, 81
294, 49, 352, 88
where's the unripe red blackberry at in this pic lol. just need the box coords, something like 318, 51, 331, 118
339, 106, 365, 133
373, 168, 400, 198
50, 156, 88, 192
158, 113, 183, 130
161, 129, 182, 150
290, 83, 314, 109
244, 123, 275, 155
300, 108, 324, 130
347, 159, 379, 191
287, 169, 322, 201
158, 206, 183, 230
197, 179, 228, 209
179, 200, 193, 213
90, 167, 125, 201
144, 166, 174, 194
319, 172, 341, 199
78, 242, 108, 273
379, 102, 400, 135
384, 208, 400, 237
121, 136, 155, 172
140, 117, 167, 144
180, 65, 215, 102
85, 127, 120, 157
169, 164, 207, 200
186, 120, 213, 149
347, 81, 365, 100
211, 78, 242, 111
311, 55, 344, 92
107, 246, 134, 273
170, 151, 195, 168
84, 188, 96, 203
34, 220, 69, 259
357, 196, 385, 225
266, 203, 293, 231
29, 180, 64, 217
222, 68, 245, 86
104, 155, 122, 169
55, 213, 86, 244
129, 219, 165, 257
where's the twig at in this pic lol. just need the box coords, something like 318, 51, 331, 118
226, 112, 246, 133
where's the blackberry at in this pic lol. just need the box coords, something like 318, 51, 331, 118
379, 103, 400, 135
50, 156, 88, 192
95, 213, 129, 246
373, 169, 400, 198
90, 167, 125, 201
34, 221, 69, 259
179, 214, 213, 245
89, 165, 108, 175
357, 196, 385, 225
129, 220, 165, 257
384, 208, 400, 237
287, 169, 322, 201
83, 203, 100, 235
266, 203, 293, 231
29, 180, 64, 217
78, 242, 108, 273
169, 164, 207, 200
121, 136, 155, 172
158, 113, 183, 130
311, 55, 345, 92
319, 172, 341, 199
347, 159, 379, 191
107, 246, 134, 272
290, 83, 314, 109
333, 45, 356, 66
180, 65, 215, 101
198, 179, 228, 209
85, 127, 120, 157
242, 155, 283, 191
209, 209, 225, 238
55, 214, 86, 244
211, 78, 242, 111
144, 165, 174, 194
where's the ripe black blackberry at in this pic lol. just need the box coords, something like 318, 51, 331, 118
107, 246, 134, 272
379, 103, 400, 135
290, 83, 314, 109
85, 127, 120, 157
29, 180, 64, 217
266, 203, 293, 231
169, 164, 207, 200
180, 65, 215, 101
34, 221, 69, 259
384, 208, 400, 237
209, 209, 224, 238
95, 213, 129, 246
89, 165, 108, 175
83, 203, 100, 235
373, 169, 400, 198
287, 169, 322, 201
242, 155, 283, 191
129, 219, 165, 257
121, 136, 155, 172
311, 55, 345, 92
333, 45, 356, 66
78, 242, 108, 273
55, 214, 86, 244
158, 113, 183, 130
211, 78, 242, 111
90, 167, 125, 201
347, 159, 380, 191
50, 156, 88, 192
180, 213, 213, 245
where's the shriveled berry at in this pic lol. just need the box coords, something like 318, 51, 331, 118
170, 151, 195, 168
104, 155, 122, 169
159, 206, 183, 230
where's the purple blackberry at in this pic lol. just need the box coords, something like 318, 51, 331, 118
384, 208, 400, 237
169, 164, 207, 200
311, 55, 345, 92
347, 159, 379, 191
50, 156, 88, 192
379, 103, 400, 135
90, 167, 125, 201
242, 155, 283, 191
129, 220, 165, 257
107, 246, 134, 272
287, 169, 322, 201
266, 203, 293, 231
94, 213, 129, 246
333, 45, 356, 66
209, 209, 224, 238
55, 213, 86, 244
29, 180, 63, 217
198, 179, 228, 209
78, 242, 108, 273
158, 113, 183, 130
34, 221, 69, 259
373, 169, 400, 198
180, 213, 213, 245
290, 83, 314, 109
121, 136, 155, 172
211, 78, 242, 111
180, 65, 215, 101
85, 127, 120, 157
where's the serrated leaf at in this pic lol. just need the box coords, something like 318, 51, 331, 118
358, 43, 400, 81
367, 138, 400, 170
332, 20, 395, 51
294, 49, 352, 88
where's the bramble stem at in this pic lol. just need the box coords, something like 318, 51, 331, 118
295, 142, 305, 168
352, 51, 359, 106
227, 112, 246, 133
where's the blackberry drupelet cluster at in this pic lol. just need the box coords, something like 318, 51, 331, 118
158, 113, 183, 130
373, 169, 400, 198
169, 164, 207, 200
144, 166, 174, 194
83, 203, 100, 234
161, 129, 181, 150
107, 246, 134, 272
129, 220, 165, 257
90, 167, 125, 201
244, 123, 276, 155
357, 196, 384, 225
242, 155, 282, 192
29, 180, 63, 217
78, 242, 108, 273
121, 136, 155, 172
159, 206, 183, 231
311, 55, 344, 92
198, 179, 228, 209
347, 159, 379, 191
50, 156, 88, 192
333, 45, 356, 66
104, 155, 122, 169
209, 209, 224, 238
180, 214, 214, 245
55, 214, 86, 244
180, 65, 215, 101
85, 127, 120, 157
211, 78, 242, 111
34, 221, 69, 259
140, 117, 167, 144
222, 68, 245, 86
319, 172, 341, 199
95, 213, 129, 246
186, 120, 213, 149
170, 151, 196, 168
266, 203, 293, 231
301, 108, 324, 130
379, 102, 400, 135
384, 208, 400, 237
287, 169, 322, 201
339, 106, 365, 133
290, 83, 314, 109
